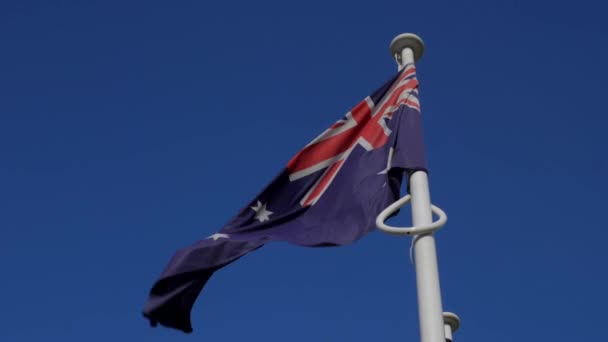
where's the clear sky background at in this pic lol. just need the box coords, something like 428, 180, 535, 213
1, 1, 607, 341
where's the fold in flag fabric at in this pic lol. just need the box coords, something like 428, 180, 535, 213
143, 64, 427, 333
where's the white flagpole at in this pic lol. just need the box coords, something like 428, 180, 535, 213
389, 33, 446, 342
376, 33, 461, 342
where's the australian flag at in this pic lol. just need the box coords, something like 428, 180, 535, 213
143, 64, 427, 333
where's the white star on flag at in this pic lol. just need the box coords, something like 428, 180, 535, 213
250, 200, 273, 222
207, 233, 230, 241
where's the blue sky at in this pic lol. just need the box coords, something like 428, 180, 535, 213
1, 1, 607, 341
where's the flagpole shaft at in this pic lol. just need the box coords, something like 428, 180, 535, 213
410, 172, 445, 342
391, 34, 446, 342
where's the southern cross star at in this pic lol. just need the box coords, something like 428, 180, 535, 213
250, 200, 273, 222
208, 233, 230, 241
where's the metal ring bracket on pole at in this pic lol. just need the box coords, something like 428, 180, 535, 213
375, 195, 447, 236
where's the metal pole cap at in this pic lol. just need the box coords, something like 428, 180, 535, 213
443, 312, 461, 332
389, 33, 425, 62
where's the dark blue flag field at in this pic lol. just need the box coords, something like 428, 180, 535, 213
143, 64, 427, 333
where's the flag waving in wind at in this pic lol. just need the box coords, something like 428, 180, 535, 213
143, 64, 427, 333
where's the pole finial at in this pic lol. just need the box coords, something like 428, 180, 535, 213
443, 312, 461, 332
389, 33, 424, 63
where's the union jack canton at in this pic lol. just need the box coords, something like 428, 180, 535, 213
143, 64, 428, 333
